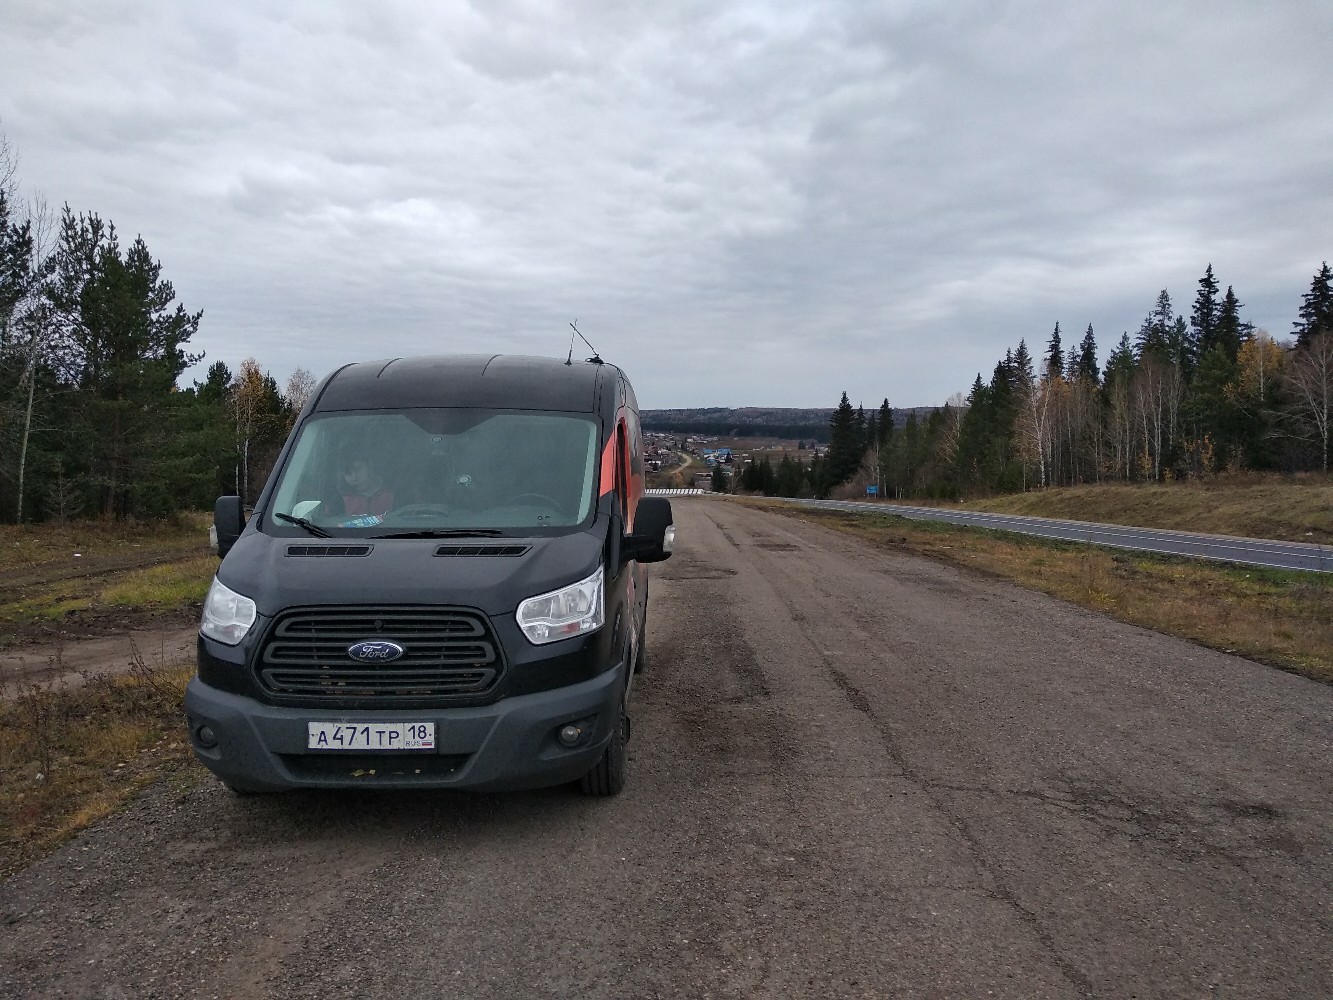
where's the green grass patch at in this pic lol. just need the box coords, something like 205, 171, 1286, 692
3, 595, 96, 622
99, 554, 216, 608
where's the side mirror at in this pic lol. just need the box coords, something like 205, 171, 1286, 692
623, 497, 674, 563
214, 495, 245, 558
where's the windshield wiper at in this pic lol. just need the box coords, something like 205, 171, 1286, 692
371, 528, 507, 539
273, 512, 334, 538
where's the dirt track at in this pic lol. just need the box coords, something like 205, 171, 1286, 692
0, 626, 197, 700
1, 498, 1330, 998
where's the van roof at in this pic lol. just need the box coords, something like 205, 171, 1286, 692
314, 355, 615, 413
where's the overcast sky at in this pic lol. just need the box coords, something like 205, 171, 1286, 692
3, 0, 1330, 408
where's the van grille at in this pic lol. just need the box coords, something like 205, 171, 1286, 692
256, 607, 501, 705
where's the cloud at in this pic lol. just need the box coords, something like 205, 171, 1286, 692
2, 0, 1330, 406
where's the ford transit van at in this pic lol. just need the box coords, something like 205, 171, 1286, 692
185, 355, 673, 796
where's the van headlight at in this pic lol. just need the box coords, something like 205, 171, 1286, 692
516, 566, 604, 645
201, 577, 257, 645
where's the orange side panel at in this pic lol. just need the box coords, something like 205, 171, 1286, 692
599, 435, 617, 496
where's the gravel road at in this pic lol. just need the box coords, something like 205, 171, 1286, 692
2, 499, 1330, 999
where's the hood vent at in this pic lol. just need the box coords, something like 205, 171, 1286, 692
435, 544, 531, 558
286, 545, 374, 557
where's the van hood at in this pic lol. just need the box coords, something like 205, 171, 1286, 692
217, 527, 607, 618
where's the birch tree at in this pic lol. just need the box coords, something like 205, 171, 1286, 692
1284, 332, 1333, 471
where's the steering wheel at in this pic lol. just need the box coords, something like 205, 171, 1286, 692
390, 503, 452, 518
508, 493, 562, 511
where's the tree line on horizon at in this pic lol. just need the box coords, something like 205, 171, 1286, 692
739, 264, 1333, 500
3, 133, 1330, 521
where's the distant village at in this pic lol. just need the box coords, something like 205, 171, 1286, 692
644, 431, 824, 491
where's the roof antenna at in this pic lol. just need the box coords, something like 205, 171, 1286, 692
568, 320, 603, 365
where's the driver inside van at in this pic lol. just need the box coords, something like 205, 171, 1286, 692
340, 454, 394, 517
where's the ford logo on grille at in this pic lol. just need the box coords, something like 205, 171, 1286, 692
347, 640, 405, 662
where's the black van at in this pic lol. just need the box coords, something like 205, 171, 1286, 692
185, 355, 673, 796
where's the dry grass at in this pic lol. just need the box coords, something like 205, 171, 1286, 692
0, 552, 215, 633
0, 512, 210, 572
0, 650, 196, 877
0, 514, 215, 635
765, 504, 1333, 684
903, 476, 1333, 545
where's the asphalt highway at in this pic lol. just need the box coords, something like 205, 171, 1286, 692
775, 497, 1333, 573
2, 499, 1330, 998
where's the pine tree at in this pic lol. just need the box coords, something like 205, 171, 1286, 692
46, 208, 203, 517
1294, 262, 1333, 349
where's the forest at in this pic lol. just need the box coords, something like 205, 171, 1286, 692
739, 265, 1332, 501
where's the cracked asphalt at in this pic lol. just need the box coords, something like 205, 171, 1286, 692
2, 498, 1331, 998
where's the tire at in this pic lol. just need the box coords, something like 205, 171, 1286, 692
579, 700, 628, 796
633, 585, 649, 675
633, 612, 648, 675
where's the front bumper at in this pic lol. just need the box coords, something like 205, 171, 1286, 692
184, 661, 625, 792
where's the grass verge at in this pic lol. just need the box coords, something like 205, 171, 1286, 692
0, 512, 211, 573
0, 650, 196, 878
866, 477, 1333, 545
760, 502, 1333, 684
0, 553, 215, 634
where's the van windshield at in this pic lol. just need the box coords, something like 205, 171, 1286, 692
268, 409, 600, 535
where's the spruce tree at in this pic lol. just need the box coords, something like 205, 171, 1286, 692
1045, 323, 1063, 381
1186, 344, 1242, 471
1190, 263, 1220, 365
1076, 324, 1099, 383
821, 391, 860, 494
1135, 290, 1174, 361
710, 462, 729, 493
1215, 286, 1250, 362
1013, 339, 1034, 385
1294, 262, 1333, 349
877, 398, 893, 446
1168, 316, 1191, 372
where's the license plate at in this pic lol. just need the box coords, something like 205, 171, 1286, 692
307, 722, 435, 751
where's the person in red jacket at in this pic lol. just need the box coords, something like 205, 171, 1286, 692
340, 455, 394, 517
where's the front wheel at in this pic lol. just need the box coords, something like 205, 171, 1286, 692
579, 701, 628, 796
